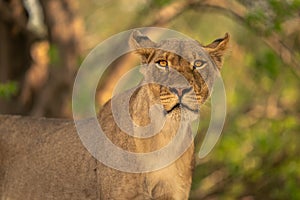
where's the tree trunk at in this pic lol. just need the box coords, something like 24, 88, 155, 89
30, 0, 83, 118
0, 0, 34, 114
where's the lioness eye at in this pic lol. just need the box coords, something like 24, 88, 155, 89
156, 60, 168, 69
193, 60, 207, 69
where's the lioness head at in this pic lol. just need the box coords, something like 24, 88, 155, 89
130, 31, 229, 119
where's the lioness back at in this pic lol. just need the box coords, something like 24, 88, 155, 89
0, 115, 99, 200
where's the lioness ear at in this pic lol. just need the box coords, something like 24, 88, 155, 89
129, 30, 156, 63
204, 33, 230, 70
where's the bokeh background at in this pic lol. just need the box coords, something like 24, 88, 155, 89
0, 0, 300, 199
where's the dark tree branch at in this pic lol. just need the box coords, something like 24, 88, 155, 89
148, 0, 195, 26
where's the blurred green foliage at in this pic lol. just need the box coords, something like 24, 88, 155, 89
0, 81, 18, 100
78, 0, 300, 199
152, 0, 174, 7
242, 0, 300, 34
48, 44, 60, 66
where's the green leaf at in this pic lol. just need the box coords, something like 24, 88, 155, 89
0, 81, 18, 100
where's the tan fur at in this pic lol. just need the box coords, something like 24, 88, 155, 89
0, 31, 229, 199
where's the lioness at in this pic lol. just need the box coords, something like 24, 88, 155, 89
0, 30, 229, 199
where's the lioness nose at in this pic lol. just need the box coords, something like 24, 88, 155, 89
169, 87, 193, 97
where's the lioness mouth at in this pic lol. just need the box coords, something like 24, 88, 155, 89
167, 102, 198, 114
167, 103, 180, 113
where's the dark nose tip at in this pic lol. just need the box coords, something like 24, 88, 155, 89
169, 86, 193, 97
